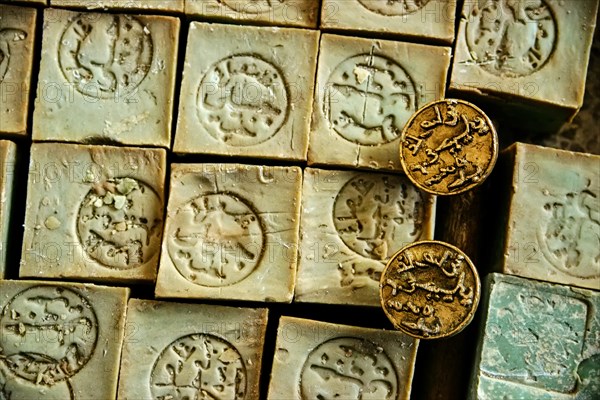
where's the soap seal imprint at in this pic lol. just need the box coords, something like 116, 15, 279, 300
333, 173, 424, 261
0, 286, 98, 386
324, 53, 417, 146
399, 98, 498, 196
196, 54, 289, 147
167, 192, 265, 287
358, 0, 432, 16
380, 240, 481, 339
77, 177, 163, 270
0, 28, 28, 83
465, 0, 556, 77
58, 14, 154, 99
150, 333, 247, 400
300, 336, 399, 399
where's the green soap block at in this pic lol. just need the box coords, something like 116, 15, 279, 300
0, 140, 16, 278
469, 273, 600, 399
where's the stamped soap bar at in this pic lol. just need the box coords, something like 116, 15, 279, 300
0, 4, 36, 136
185, 0, 318, 28
20, 142, 166, 283
295, 168, 436, 306
469, 273, 600, 399
50, 0, 184, 11
118, 299, 268, 399
0, 140, 16, 277
174, 22, 319, 161
268, 316, 419, 399
156, 163, 302, 302
321, 0, 457, 44
493, 143, 599, 291
308, 33, 450, 171
450, 0, 600, 133
0, 280, 129, 399
32, 8, 179, 147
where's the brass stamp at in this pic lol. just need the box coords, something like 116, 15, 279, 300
399, 99, 498, 195
380, 240, 481, 339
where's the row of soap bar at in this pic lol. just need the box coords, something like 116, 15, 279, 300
1, 273, 597, 399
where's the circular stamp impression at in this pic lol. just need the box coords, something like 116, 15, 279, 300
325, 54, 417, 146
219, 0, 277, 14
0, 286, 98, 385
465, 0, 556, 77
300, 337, 398, 399
58, 14, 153, 99
77, 177, 163, 269
333, 174, 425, 260
150, 333, 246, 399
167, 193, 264, 287
399, 99, 498, 196
358, 0, 432, 16
380, 240, 481, 339
197, 54, 289, 147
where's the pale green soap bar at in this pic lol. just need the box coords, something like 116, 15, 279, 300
0, 140, 16, 278
469, 273, 600, 399
50, 0, 184, 11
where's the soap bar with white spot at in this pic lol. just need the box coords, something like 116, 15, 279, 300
50, 0, 184, 11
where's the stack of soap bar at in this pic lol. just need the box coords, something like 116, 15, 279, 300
156, 163, 302, 302
175, 22, 319, 161
118, 299, 268, 399
0, 4, 36, 135
492, 143, 599, 290
268, 316, 419, 399
308, 33, 450, 171
320, 0, 457, 44
469, 273, 600, 399
32, 8, 180, 147
185, 0, 319, 28
50, 0, 184, 11
0, 280, 129, 399
295, 167, 436, 306
450, 0, 600, 133
20, 142, 167, 283
0, 140, 16, 278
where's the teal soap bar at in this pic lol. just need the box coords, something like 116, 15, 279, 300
469, 273, 599, 399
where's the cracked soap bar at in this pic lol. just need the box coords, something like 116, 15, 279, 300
308, 33, 450, 171
32, 8, 179, 147
295, 167, 436, 306
0, 4, 36, 135
450, 0, 600, 133
20, 142, 167, 283
320, 0, 457, 44
268, 316, 419, 400
469, 273, 600, 399
118, 299, 268, 399
155, 163, 302, 303
493, 142, 600, 291
0, 280, 129, 399
174, 22, 319, 161
50, 0, 184, 11
0, 140, 16, 278
185, 0, 318, 28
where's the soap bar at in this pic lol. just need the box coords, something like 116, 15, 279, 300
308, 33, 450, 171
118, 299, 268, 399
174, 22, 319, 161
268, 316, 419, 399
50, 0, 184, 11
469, 273, 600, 399
320, 0, 457, 44
1, 0, 45, 4
20, 142, 167, 283
493, 143, 599, 291
32, 8, 180, 148
185, 0, 318, 28
0, 5, 36, 135
450, 0, 599, 134
295, 167, 436, 306
0, 140, 16, 278
156, 163, 302, 302
0, 280, 129, 399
